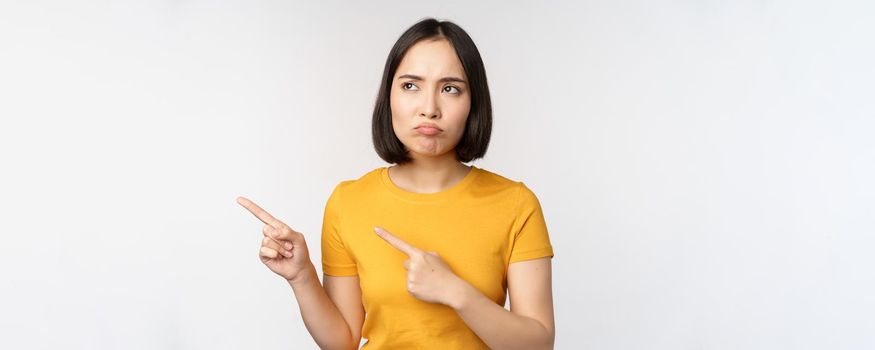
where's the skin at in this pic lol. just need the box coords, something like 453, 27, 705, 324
236, 36, 554, 350
237, 197, 362, 350
387, 37, 473, 193
373, 226, 468, 306
378, 38, 555, 349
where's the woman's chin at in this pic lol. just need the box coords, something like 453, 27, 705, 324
402, 139, 459, 159
408, 148, 451, 159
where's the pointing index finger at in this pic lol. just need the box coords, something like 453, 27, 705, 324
374, 226, 421, 256
236, 196, 283, 229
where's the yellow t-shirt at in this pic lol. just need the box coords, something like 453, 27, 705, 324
320, 165, 554, 349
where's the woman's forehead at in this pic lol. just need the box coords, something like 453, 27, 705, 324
395, 39, 466, 80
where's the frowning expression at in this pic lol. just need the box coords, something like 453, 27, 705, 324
390, 38, 471, 159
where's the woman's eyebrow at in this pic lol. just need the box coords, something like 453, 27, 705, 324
397, 74, 467, 84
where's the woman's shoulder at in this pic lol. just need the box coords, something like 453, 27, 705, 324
479, 167, 546, 203
472, 166, 529, 190
473, 166, 517, 185
327, 165, 537, 200
468, 166, 546, 205
474, 168, 545, 218
329, 166, 386, 195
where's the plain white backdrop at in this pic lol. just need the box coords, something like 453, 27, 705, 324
1, 1, 873, 349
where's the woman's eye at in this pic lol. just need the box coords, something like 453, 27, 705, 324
443, 86, 461, 94
400, 83, 460, 94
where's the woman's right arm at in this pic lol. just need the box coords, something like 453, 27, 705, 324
287, 264, 362, 350
236, 196, 361, 350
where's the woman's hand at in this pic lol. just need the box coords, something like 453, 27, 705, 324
237, 196, 312, 283
374, 226, 471, 308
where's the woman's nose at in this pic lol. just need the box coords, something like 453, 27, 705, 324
418, 90, 440, 118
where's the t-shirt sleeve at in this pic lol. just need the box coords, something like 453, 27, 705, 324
509, 182, 554, 264
320, 182, 358, 276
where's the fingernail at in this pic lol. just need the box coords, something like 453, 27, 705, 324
284, 242, 293, 250
374, 227, 381, 234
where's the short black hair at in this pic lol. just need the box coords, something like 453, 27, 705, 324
372, 18, 492, 165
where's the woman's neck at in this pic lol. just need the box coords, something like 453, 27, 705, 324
388, 154, 472, 194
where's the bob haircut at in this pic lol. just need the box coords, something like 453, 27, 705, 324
372, 18, 492, 165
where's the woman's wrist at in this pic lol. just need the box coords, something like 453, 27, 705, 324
447, 277, 477, 311
287, 262, 318, 289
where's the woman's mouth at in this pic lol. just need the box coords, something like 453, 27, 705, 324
415, 126, 442, 136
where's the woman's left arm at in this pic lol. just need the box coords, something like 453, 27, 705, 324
450, 257, 555, 350
372, 226, 554, 349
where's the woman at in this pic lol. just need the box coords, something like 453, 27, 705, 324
238, 18, 555, 350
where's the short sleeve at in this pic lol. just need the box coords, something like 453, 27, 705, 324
321, 183, 358, 276
509, 182, 554, 264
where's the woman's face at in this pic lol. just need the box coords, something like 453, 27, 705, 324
390, 38, 471, 160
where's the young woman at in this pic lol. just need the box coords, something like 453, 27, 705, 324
238, 18, 555, 350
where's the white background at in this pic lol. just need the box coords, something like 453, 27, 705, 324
1, 1, 873, 349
